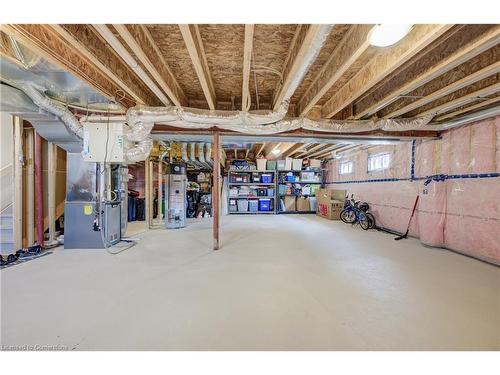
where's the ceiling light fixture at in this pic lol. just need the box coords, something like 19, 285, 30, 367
271, 148, 281, 155
368, 24, 413, 47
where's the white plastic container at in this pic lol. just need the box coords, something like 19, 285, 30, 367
292, 158, 303, 171
285, 157, 292, 170
277, 160, 286, 170
256, 158, 267, 171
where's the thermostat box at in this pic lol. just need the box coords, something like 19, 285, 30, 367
82, 122, 125, 163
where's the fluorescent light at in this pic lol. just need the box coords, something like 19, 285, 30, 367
368, 24, 413, 47
271, 148, 281, 155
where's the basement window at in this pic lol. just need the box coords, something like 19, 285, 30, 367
339, 161, 353, 175
367, 153, 391, 172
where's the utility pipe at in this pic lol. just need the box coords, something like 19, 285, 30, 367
212, 131, 220, 250
34, 131, 44, 247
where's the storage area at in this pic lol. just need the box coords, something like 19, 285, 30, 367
1, 17, 499, 357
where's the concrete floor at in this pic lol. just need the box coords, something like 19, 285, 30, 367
1, 215, 499, 350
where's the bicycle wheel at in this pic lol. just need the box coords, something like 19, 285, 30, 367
340, 209, 355, 223
365, 212, 375, 229
359, 212, 370, 230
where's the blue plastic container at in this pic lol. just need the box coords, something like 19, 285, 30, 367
260, 174, 273, 183
259, 198, 272, 211
248, 200, 259, 212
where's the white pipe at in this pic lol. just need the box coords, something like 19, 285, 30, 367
93, 24, 171, 106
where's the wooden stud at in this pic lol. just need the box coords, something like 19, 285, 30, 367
242, 24, 255, 111
417, 83, 500, 117
26, 128, 35, 246
321, 24, 452, 118
384, 60, 500, 118
179, 24, 216, 109
47, 142, 56, 242
353, 25, 500, 119
13, 116, 23, 250
213, 131, 220, 250
114, 24, 188, 107
435, 95, 500, 121
297, 24, 373, 116
273, 25, 332, 110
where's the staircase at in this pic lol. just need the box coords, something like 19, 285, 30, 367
0, 211, 14, 254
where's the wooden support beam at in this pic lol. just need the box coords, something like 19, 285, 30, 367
307, 144, 344, 159
13, 116, 23, 249
145, 158, 154, 229
297, 25, 373, 116
282, 143, 307, 158
384, 61, 500, 118
213, 131, 220, 250
296, 143, 325, 158
48, 24, 147, 106
321, 24, 452, 118
300, 144, 332, 159
255, 143, 266, 158
34, 131, 44, 247
179, 24, 216, 110
434, 95, 500, 121
242, 24, 254, 111
114, 24, 188, 107
157, 161, 163, 222
47, 142, 56, 243
417, 83, 500, 117
5, 24, 151, 107
353, 25, 500, 119
273, 25, 332, 110
26, 128, 35, 246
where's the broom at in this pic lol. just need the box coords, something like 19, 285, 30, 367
395, 195, 420, 240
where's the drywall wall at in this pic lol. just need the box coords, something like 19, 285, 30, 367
324, 116, 500, 265
1, 111, 13, 214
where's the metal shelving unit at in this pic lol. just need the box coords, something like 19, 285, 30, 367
227, 170, 277, 215
276, 169, 323, 214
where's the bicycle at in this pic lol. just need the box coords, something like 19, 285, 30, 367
340, 194, 375, 230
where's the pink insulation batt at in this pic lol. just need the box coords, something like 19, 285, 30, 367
325, 116, 500, 265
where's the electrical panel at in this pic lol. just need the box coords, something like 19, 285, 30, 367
82, 122, 125, 163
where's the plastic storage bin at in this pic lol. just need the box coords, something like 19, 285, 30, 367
266, 160, 277, 170
292, 159, 303, 171
229, 199, 238, 212
248, 200, 259, 212
259, 198, 272, 211
267, 188, 275, 197
256, 158, 267, 171
237, 199, 249, 212
260, 174, 273, 183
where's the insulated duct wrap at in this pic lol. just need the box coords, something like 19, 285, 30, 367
16, 81, 84, 139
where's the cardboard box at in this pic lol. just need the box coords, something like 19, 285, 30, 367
316, 189, 346, 220
296, 197, 310, 211
284, 196, 296, 211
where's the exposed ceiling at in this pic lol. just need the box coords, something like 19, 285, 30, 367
1, 24, 499, 139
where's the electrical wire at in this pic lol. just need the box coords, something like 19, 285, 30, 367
252, 52, 260, 110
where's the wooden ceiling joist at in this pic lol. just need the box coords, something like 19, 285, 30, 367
297, 24, 373, 116
321, 24, 452, 118
434, 95, 500, 121
307, 144, 345, 159
417, 83, 500, 117
179, 24, 216, 110
383, 60, 500, 118
272, 25, 331, 111
255, 143, 266, 157
3, 24, 146, 107
241, 24, 254, 111
296, 143, 325, 158
113, 24, 188, 107
353, 25, 500, 119
281, 143, 307, 158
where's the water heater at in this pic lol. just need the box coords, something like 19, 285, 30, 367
165, 164, 187, 229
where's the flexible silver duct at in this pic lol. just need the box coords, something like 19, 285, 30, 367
205, 143, 212, 167
181, 143, 189, 162
16, 81, 84, 139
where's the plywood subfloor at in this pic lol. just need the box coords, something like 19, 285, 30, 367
1, 215, 499, 350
